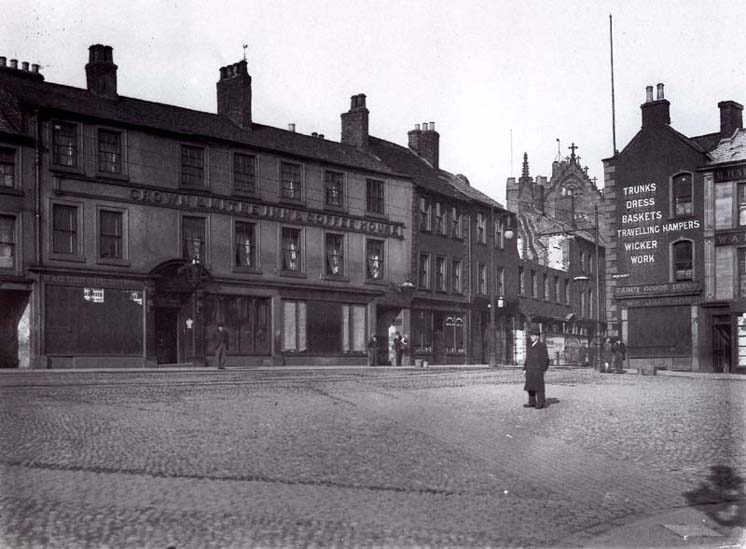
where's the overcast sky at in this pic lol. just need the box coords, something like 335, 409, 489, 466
3, 1, 745, 203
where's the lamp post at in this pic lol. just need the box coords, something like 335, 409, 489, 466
489, 210, 515, 367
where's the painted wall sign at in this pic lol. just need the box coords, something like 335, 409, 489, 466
129, 188, 405, 239
715, 230, 746, 246
616, 182, 701, 267
714, 165, 746, 183
614, 280, 701, 298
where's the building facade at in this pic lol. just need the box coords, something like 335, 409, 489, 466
603, 84, 725, 371
0, 45, 414, 368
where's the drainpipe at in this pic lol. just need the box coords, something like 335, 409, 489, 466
34, 110, 42, 265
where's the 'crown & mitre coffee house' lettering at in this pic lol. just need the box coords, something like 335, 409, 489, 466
617, 182, 700, 265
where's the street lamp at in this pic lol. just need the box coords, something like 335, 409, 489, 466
489, 210, 515, 368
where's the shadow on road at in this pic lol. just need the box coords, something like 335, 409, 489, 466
683, 465, 746, 527
544, 397, 560, 408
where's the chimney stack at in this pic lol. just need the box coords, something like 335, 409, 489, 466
85, 45, 117, 99
418, 121, 440, 169
408, 123, 421, 153
217, 60, 252, 129
641, 83, 670, 128
341, 93, 369, 148
718, 100, 744, 138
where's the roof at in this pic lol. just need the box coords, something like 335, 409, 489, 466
690, 132, 722, 153
367, 135, 505, 210
708, 129, 746, 164
0, 69, 398, 176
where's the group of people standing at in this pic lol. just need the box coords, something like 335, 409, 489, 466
367, 332, 408, 366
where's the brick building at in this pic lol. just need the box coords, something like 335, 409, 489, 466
602, 84, 726, 372
0, 45, 414, 368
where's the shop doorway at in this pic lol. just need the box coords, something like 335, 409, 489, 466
155, 307, 178, 364
712, 322, 731, 373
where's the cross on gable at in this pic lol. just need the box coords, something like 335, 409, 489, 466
568, 142, 578, 160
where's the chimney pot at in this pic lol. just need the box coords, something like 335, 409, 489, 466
656, 83, 665, 100
312, 132, 318, 137
10, 59, 18, 69
288, 123, 296, 132
21, 61, 29, 71
645, 85, 653, 103
31, 63, 39, 73
429, 121, 435, 131
219, 66, 227, 79
0, 57, 6, 67
415, 123, 420, 131
318, 134, 324, 139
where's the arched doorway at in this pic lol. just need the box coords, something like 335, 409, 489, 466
150, 259, 211, 366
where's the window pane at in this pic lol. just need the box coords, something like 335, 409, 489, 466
53, 122, 77, 167
352, 305, 366, 351
283, 301, 297, 350
325, 171, 344, 207
0, 215, 14, 268
673, 174, 693, 216
234, 153, 256, 194
235, 222, 255, 267
366, 239, 384, 279
0, 147, 15, 188
281, 162, 302, 200
99, 210, 122, 259
182, 216, 205, 260
326, 233, 343, 276
367, 179, 384, 214
282, 228, 301, 271
181, 146, 204, 187
52, 205, 77, 254
98, 130, 122, 174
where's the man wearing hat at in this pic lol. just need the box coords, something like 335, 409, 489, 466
524, 326, 549, 409
214, 322, 230, 370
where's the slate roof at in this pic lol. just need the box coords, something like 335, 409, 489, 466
708, 129, 746, 164
690, 132, 722, 153
0, 68, 398, 176
367, 135, 504, 211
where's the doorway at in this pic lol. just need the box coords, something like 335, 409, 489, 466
712, 321, 731, 373
155, 307, 178, 364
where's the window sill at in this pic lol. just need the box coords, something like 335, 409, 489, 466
179, 184, 210, 192
365, 211, 388, 221
232, 189, 258, 199
324, 204, 347, 213
279, 270, 306, 278
232, 267, 262, 275
279, 198, 305, 207
96, 171, 129, 182
0, 187, 23, 197
322, 274, 349, 282
96, 258, 131, 267
365, 278, 388, 287
50, 165, 85, 176
48, 253, 86, 263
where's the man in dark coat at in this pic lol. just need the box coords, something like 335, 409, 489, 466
214, 322, 229, 370
523, 327, 549, 409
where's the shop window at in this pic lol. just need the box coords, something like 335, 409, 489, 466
672, 240, 693, 281
281, 227, 302, 272
414, 309, 433, 352
325, 233, 344, 277
234, 153, 256, 195
445, 316, 465, 352
52, 121, 78, 168
99, 210, 123, 259
280, 162, 302, 201
366, 239, 384, 280
0, 215, 15, 269
0, 147, 16, 188
452, 259, 463, 293
98, 129, 122, 174
366, 179, 384, 214
672, 173, 693, 216
282, 300, 307, 351
419, 253, 431, 288
738, 248, 746, 297
209, 296, 270, 355
52, 204, 79, 255
180, 145, 205, 188
341, 304, 367, 352
182, 216, 206, 263
234, 221, 256, 268
325, 171, 344, 207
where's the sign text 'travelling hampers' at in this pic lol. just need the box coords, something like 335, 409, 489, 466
617, 183, 700, 265
129, 188, 405, 239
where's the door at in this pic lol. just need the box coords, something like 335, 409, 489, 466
155, 307, 178, 364
712, 323, 731, 373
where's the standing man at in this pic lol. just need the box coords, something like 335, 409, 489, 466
394, 332, 403, 366
523, 326, 549, 409
215, 322, 229, 370
612, 336, 626, 374
367, 334, 378, 366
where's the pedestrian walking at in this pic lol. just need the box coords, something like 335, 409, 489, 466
601, 337, 613, 373
523, 326, 549, 409
611, 336, 626, 374
394, 332, 403, 366
401, 335, 409, 366
214, 322, 229, 369
367, 335, 378, 366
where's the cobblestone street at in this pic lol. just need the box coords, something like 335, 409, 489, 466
1, 368, 744, 548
